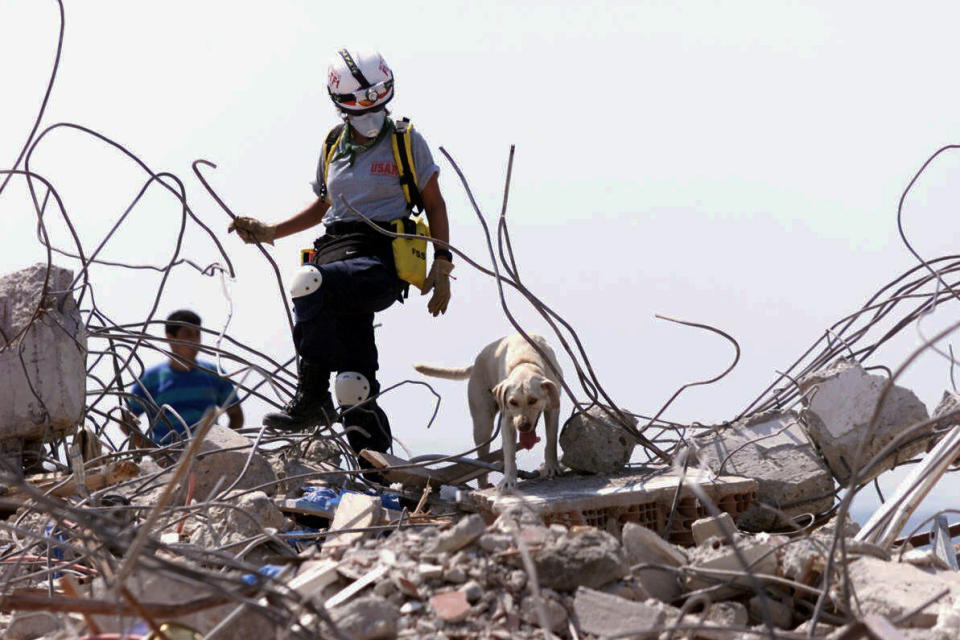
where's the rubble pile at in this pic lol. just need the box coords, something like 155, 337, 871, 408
3, 260, 960, 640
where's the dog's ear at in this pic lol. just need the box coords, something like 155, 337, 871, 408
491, 381, 508, 409
540, 379, 560, 409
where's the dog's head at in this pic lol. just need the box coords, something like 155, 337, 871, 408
492, 374, 560, 433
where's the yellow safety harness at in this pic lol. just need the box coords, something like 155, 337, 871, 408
306, 118, 431, 290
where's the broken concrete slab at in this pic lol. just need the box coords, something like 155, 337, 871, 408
572, 586, 667, 639
693, 411, 835, 530
534, 526, 627, 592
470, 465, 757, 545
0, 264, 86, 446
326, 492, 382, 550
621, 521, 687, 602
520, 592, 568, 632
685, 535, 780, 599
559, 404, 638, 474
189, 489, 287, 552
692, 512, 737, 546
799, 358, 931, 486
189, 423, 278, 499
749, 594, 793, 629
428, 514, 485, 554
933, 391, 960, 429
327, 595, 398, 640
91, 569, 276, 637
838, 556, 960, 628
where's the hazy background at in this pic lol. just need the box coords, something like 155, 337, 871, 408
3, 1, 960, 527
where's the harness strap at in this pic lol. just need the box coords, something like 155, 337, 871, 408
318, 124, 346, 202
391, 118, 425, 213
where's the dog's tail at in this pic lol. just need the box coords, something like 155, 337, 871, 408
414, 363, 473, 380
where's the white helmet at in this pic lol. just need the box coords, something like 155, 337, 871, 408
326, 49, 394, 114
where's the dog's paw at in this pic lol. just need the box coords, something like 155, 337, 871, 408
496, 476, 518, 493
541, 462, 561, 479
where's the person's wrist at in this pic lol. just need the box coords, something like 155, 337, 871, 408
434, 248, 453, 263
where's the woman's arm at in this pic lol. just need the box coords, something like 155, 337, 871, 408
421, 174, 449, 250
274, 198, 330, 240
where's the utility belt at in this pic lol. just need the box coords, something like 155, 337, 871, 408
301, 215, 430, 291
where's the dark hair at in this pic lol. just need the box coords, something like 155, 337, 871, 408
165, 309, 201, 337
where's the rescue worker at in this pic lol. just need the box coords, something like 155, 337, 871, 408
228, 49, 453, 464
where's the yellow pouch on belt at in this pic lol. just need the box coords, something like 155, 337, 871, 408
392, 216, 429, 289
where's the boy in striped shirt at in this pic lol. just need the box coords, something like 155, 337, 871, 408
126, 310, 244, 445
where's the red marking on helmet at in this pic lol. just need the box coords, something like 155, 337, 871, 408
328, 70, 340, 89
379, 60, 391, 76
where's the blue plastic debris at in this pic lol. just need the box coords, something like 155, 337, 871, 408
241, 563, 285, 586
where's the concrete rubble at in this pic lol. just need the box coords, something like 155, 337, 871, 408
559, 405, 639, 474
4, 267, 960, 640
799, 358, 932, 486
693, 410, 836, 530
0, 264, 86, 471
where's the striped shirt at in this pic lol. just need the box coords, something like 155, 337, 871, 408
126, 360, 236, 444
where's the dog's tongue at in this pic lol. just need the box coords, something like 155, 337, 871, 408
518, 429, 541, 450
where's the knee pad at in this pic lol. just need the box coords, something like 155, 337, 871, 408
290, 264, 323, 299
335, 371, 371, 407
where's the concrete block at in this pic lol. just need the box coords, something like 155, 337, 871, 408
534, 527, 628, 592
800, 358, 931, 486
692, 512, 737, 546
189, 490, 286, 551
573, 586, 666, 639
621, 522, 687, 602
428, 514, 485, 554
559, 405, 638, 474
839, 556, 960, 628
749, 594, 793, 629
685, 538, 778, 599
91, 570, 276, 636
0, 264, 86, 443
328, 595, 398, 640
934, 391, 960, 429
326, 492, 381, 550
521, 593, 568, 632
694, 411, 835, 530
190, 424, 278, 499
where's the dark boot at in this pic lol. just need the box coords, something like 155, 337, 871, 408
264, 360, 336, 431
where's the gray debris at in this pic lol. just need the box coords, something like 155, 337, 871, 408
559, 404, 638, 473
534, 526, 628, 592
429, 514, 485, 554
693, 410, 835, 530
572, 586, 667, 639
189, 423, 279, 499
0, 264, 86, 448
621, 522, 687, 602
800, 358, 931, 486
328, 595, 399, 640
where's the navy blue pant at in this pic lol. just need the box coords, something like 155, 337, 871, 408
292, 254, 403, 458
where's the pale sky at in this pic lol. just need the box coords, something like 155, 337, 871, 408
3, 1, 960, 525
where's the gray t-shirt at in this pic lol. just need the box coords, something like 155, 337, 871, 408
313, 122, 439, 226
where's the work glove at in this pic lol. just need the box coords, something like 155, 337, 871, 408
228, 216, 277, 245
421, 258, 454, 316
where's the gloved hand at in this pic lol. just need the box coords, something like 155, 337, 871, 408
228, 216, 277, 245
421, 258, 454, 316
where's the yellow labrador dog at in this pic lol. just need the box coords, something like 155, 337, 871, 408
414, 333, 562, 491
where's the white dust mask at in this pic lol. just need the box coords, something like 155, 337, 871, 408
347, 110, 386, 138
